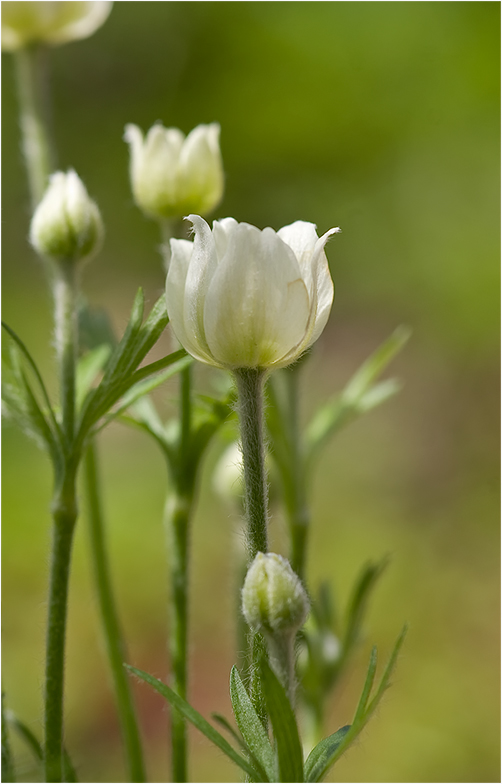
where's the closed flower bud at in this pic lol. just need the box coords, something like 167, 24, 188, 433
30, 170, 103, 264
124, 122, 224, 221
242, 552, 309, 636
166, 215, 339, 371
1, 1, 112, 51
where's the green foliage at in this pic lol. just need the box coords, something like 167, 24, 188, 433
229, 666, 276, 781
1, 693, 15, 784
259, 658, 304, 782
305, 326, 411, 470
4, 711, 77, 782
303, 725, 351, 782
126, 666, 266, 782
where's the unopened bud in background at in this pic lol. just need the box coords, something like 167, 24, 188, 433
30, 170, 103, 265
124, 122, 224, 221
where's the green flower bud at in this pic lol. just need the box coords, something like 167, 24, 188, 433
242, 552, 309, 636
1, 1, 113, 51
30, 170, 103, 264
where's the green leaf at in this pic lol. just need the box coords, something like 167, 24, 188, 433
212, 713, 270, 783
1, 694, 15, 783
343, 558, 389, 658
76, 345, 112, 411
2, 322, 61, 442
230, 666, 276, 782
364, 624, 408, 721
305, 326, 410, 463
126, 665, 265, 781
4, 712, 77, 782
259, 659, 304, 783
352, 646, 378, 725
304, 725, 351, 782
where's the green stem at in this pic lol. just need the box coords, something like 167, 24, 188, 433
285, 367, 310, 580
165, 490, 192, 783
45, 469, 78, 783
84, 443, 146, 783
234, 368, 269, 726
14, 45, 54, 207
234, 369, 268, 560
266, 631, 296, 706
53, 264, 78, 447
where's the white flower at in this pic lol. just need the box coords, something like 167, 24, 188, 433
242, 552, 310, 635
166, 215, 339, 370
30, 170, 103, 264
1, 1, 112, 51
124, 122, 224, 220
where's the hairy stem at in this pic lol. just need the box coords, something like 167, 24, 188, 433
84, 443, 146, 782
14, 45, 54, 207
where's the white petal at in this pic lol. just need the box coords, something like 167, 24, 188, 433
304, 228, 337, 348
212, 217, 238, 259
166, 238, 215, 364
203, 224, 310, 368
179, 124, 224, 214
182, 215, 220, 360
277, 220, 319, 295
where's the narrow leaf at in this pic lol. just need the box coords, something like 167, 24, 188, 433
342, 326, 410, 403
6, 713, 77, 782
259, 659, 304, 783
343, 558, 388, 657
304, 725, 351, 782
126, 666, 265, 781
364, 625, 408, 721
230, 666, 276, 781
2, 695, 15, 783
352, 646, 378, 726
212, 713, 270, 782
76, 345, 112, 410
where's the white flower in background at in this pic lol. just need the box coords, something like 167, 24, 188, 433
166, 215, 339, 370
30, 170, 103, 264
242, 552, 310, 636
1, 1, 112, 51
124, 123, 224, 220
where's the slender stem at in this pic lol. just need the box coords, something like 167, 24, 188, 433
45, 470, 78, 783
165, 490, 192, 783
53, 264, 78, 446
266, 631, 296, 706
234, 368, 268, 560
84, 443, 146, 783
285, 367, 310, 580
234, 368, 269, 726
14, 45, 54, 207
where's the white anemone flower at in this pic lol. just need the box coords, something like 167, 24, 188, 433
1, 1, 113, 51
166, 215, 339, 371
124, 123, 224, 220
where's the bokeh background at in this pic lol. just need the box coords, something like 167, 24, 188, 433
2, 2, 500, 782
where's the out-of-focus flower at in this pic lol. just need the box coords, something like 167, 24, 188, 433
1, 1, 112, 51
30, 170, 103, 264
242, 552, 310, 636
124, 123, 224, 221
166, 216, 339, 371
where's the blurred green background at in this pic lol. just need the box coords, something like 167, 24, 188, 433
2, 2, 500, 782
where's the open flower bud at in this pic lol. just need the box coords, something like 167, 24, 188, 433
166, 215, 339, 370
242, 552, 310, 636
124, 122, 224, 220
1, 1, 112, 51
30, 170, 103, 264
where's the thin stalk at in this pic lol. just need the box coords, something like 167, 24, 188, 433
45, 469, 78, 783
266, 632, 296, 706
234, 369, 268, 560
285, 367, 310, 581
234, 368, 269, 725
84, 443, 146, 783
165, 490, 192, 783
53, 264, 78, 447
14, 45, 54, 207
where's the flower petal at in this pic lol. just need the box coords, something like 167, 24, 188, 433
179, 124, 224, 214
203, 224, 310, 368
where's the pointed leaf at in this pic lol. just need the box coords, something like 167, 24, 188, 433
304, 725, 351, 782
212, 713, 270, 782
352, 646, 378, 726
259, 659, 304, 782
343, 558, 389, 657
230, 666, 276, 781
76, 345, 112, 411
126, 666, 265, 781
364, 625, 408, 721
342, 326, 410, 403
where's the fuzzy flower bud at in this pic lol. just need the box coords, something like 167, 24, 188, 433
166, 215, 339, 370
242, 553, 310, 636
30, 170, 103, 264
124, 122, 224, 220
1, 1, 112, 51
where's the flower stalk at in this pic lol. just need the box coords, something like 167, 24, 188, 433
84, 443, 146, 783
